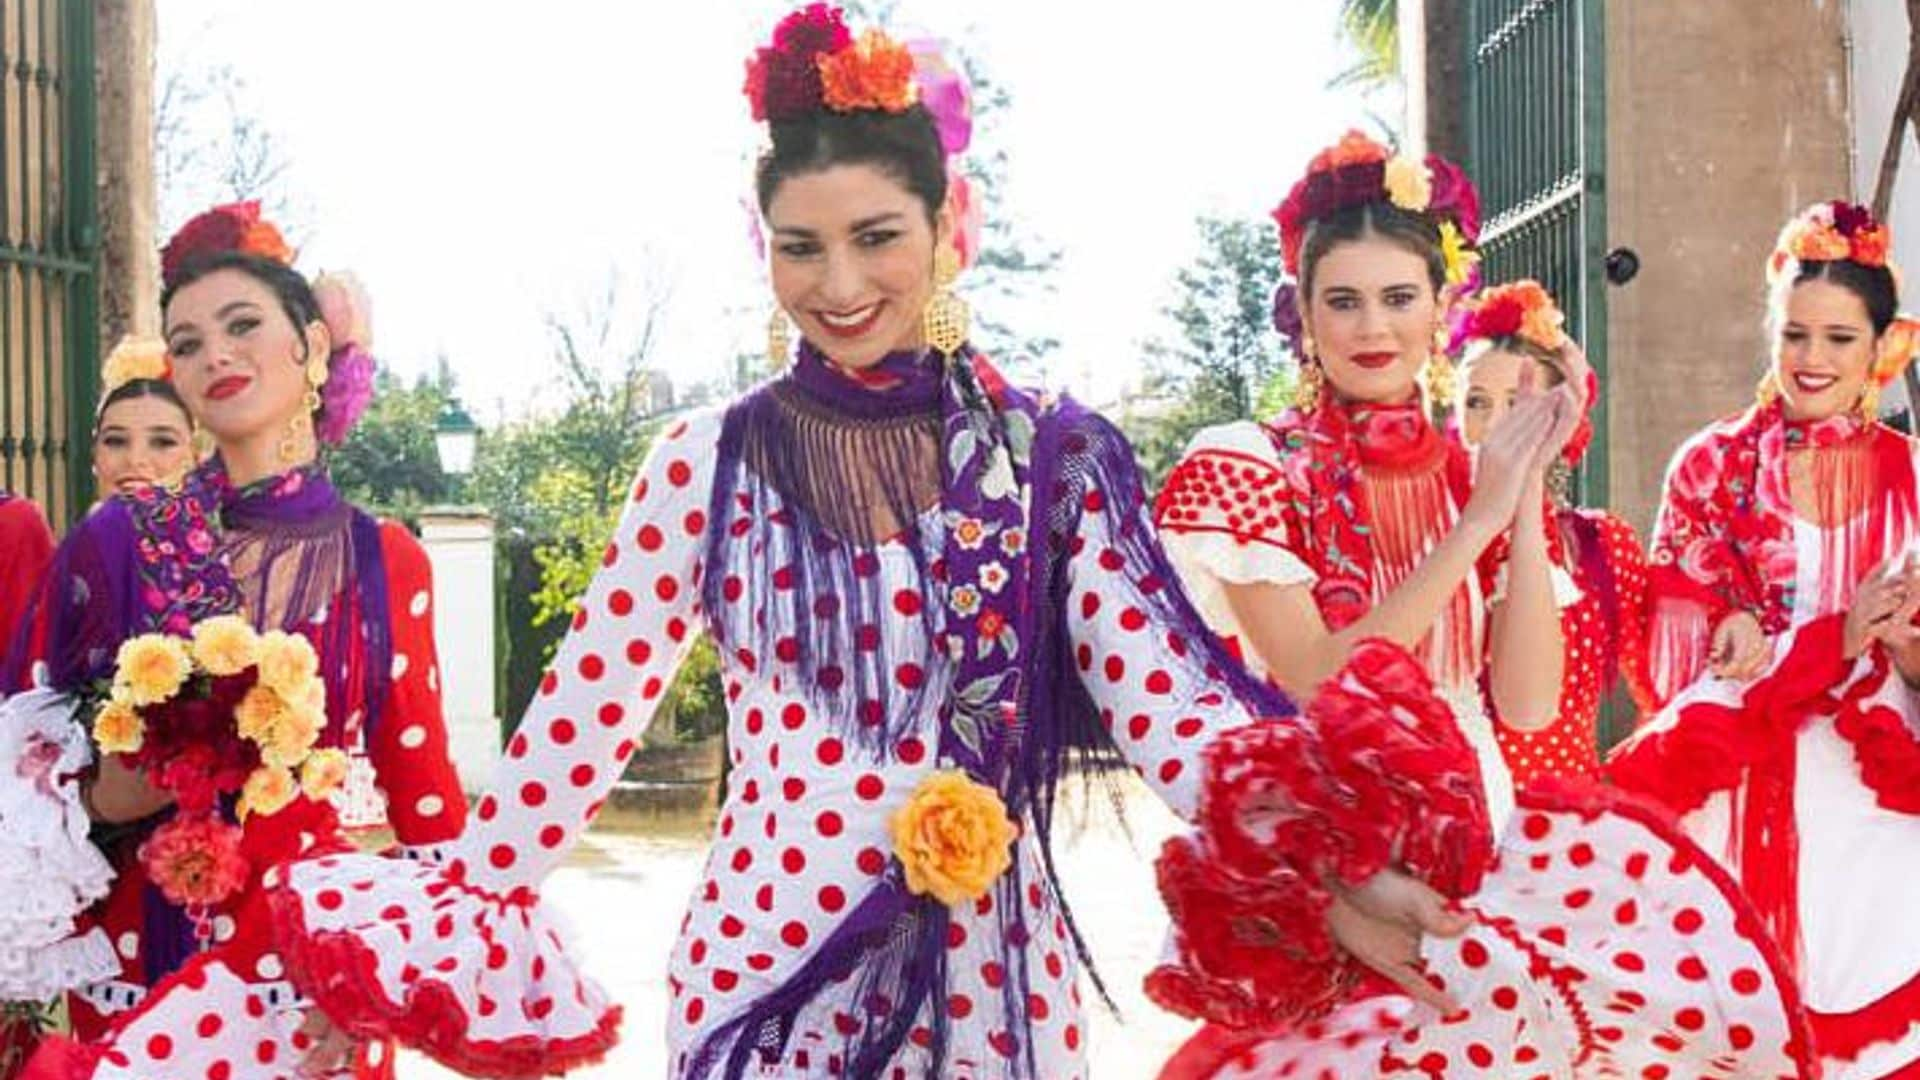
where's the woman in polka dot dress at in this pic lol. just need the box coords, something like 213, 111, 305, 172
1612, 201, 1920, 1078
265, 12, 1518, 1080
1149, 133, 1812, 1078
0, 202, 467, 1079
1452, 280, 1656, 784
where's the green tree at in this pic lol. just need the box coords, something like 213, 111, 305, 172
1128, 216, 1289, 484
1335, 0, 1399, 90
471, 279, 727, 745
328, 361, 457, 524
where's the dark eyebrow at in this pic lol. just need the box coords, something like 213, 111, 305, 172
216, 300, 263, 319
849, 212, 904, 232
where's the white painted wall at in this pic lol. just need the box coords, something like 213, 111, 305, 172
418, 509, 501, 792
1850, 0, 1919, 419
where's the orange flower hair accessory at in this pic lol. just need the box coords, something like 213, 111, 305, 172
1458, 280, 1568, 353
1767, 200, 1893, 286
1874, 314, 1920, 389
818, 29, 918, 114
100, 335, 172, 395
160, 201, 294, 291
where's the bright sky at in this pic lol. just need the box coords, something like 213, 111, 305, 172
157, 1, 1382, 423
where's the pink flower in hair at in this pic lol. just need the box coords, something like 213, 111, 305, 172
316, 344, 375, 447
312, 271, 373, 350
908, 39, 972, 156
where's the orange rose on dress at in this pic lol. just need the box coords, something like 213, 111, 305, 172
891, 770, 1016, 906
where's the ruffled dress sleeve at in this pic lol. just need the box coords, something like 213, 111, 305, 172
263, 411, 722, 1077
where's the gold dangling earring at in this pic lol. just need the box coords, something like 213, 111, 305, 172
922, 244, 969, 357
1859, 380, 1882, 422
1293, 359, 1323, 412
280, 356, 327, 464
766, 308, 792, 373
1421, 323, 1457, 410
1756, 370, 1782, 407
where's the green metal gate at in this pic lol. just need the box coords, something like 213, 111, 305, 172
1464, 0, 1608, 506
0, 0, 97, 528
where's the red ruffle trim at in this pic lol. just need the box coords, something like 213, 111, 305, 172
1831, 648, 1920, 814
1809, 965, 1920, 1064
267, 880, 621, 1079
1145, 639, 1492, 1030
1608, 614, 1849, 812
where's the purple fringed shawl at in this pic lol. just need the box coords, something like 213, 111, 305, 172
0, 460, 395, 984
692, 344, 1292, 1078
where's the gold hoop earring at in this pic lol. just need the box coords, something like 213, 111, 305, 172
281, 356, 326, 464
766, 308, 793, 372
922, 245, 969, 357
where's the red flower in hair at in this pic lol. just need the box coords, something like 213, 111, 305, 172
160, 201, 292, 289
744, 3, 853, 122
1832, 200, 1872, 236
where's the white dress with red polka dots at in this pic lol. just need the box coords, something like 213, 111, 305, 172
1152, 421, 1814, 1080
261, 408, 1287, 1079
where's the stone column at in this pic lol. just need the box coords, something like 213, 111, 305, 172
93, 0, 157, 343
418, 508, 502, 793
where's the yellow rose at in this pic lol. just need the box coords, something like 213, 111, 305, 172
1383, 156, 1432, 213
259, 707, 321, 770
93, 698, 146, 755
234, 686, 287, 742
255, 631, 319, 700
113, 634, 192, 706
190, 615, 260, 677
300, 748, 351, 800
890, 770, 1017, 907
240, 765, 298, 819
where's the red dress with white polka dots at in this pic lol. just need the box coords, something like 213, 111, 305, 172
1149, 419, 1814, 1080
13, 520, 466, 1080
1491, 508, 1656, 786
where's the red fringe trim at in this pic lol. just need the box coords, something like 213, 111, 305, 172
1809, 965, 1920, 1064
267, 881, 621, 1079
1831, 649, 1920, 814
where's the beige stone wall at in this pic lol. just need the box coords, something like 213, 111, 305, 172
1604, 2, 1852, 532
94, 0, 155, 344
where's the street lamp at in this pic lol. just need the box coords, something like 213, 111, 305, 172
434, 402, 479, 480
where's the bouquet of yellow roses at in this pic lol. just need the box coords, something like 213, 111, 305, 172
92, 616, 349, 916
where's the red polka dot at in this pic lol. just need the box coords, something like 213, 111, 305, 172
857, 848, 886, 875
1522, 814, 1552, 840
521, 782, 548, 807
571, 763, 596, 787
1731, 968, 1762, 995
781, 921, 810, 948
625, 639, 652, 667
781, 703, 807, 731
1460, 939, 1488, 968
540, 825, 566, 848
894, 590, 923, 616
550, 719, 578, 745
948, 994, 973, 1019
1157, 760, 1184, 783
255, 1041, 277, 1065
147, 1034, 173, 1060
817, 738, 845, 766
1673, 908, 1704, 935
782, 848, 807, 874
1674, 1007, 1705, 1031
667, 461, 692, 486
897, 738, 926, 765
856, 774, 884, 800
656, 576, 680, 602
685, 510, 707, 535
817, 811, 845, 837
579, 654, 606, 681
607, 589, 635, 615
819, 886, 846, 913
489, 845, 517, 870
317, 889, 343, 911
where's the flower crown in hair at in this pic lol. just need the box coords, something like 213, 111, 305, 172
100, 336, 172, 396
1767, 200, 1891, 286
159, 201, 293, 291
159, 204, 378, 447
1271, 131, 1482, 289
1457, 279, 1567, 353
